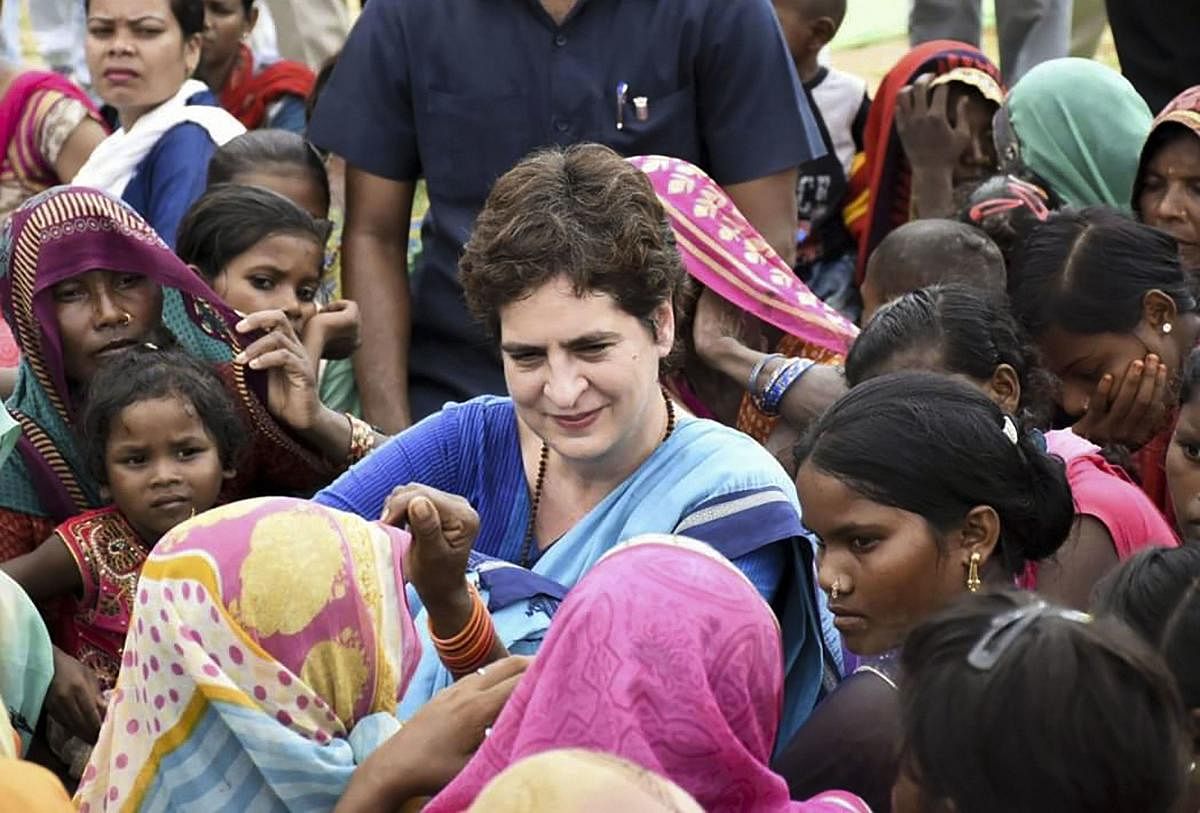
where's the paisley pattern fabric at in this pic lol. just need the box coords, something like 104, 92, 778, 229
57, 506, 150, 690
76, 497, 420, 813
426, 535, 867, 813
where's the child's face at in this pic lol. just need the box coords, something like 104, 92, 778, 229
1167, 398, 1200, 544
211, 233, 323, 334
104, 394, 232, 542
770, 1, 822, 68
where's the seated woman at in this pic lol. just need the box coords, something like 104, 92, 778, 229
0, 64, 105, 219
846, 40, 1004, 282
774, 373, 1073, 812
193, 0, 313, 133
895, 592, 1191, 813
1133, 85, 1200, 275
1008, 208, 1200, 514
631, 155, 858, 453
72, 0, 245, 246
76, 496, 529, 811
0, 187, 381, 563
997, 58, 1152, 211
316, 145, 835, 743
369, 535, 869, 813
845, 285, 1178, 608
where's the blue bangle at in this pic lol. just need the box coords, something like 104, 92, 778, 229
746, 353, 784, 397
761, 358, 816, 416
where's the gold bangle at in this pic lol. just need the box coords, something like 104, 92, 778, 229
346, 413, 375, 465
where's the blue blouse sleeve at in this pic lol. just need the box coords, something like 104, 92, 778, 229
731, 543, 788, 603
134, 123, 216, 247
313, 407, 462, 519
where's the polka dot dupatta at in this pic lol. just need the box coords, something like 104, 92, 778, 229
75, 497, 420, 812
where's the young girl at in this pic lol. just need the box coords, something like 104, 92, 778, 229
176, 183, 359, 392
1167, 348, 1200, 545
1, 344, 243, 747
774, 372, 1074, 811
192, 134, 362, 414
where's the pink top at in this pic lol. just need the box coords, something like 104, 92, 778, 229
424, 536, 870, 813
1021, 430, 1179, 589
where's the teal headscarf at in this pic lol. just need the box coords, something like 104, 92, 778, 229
1005, 58, 1153, 210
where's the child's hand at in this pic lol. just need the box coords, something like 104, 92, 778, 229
46, 647, 105, 744
895, 73, 972, 172
236, 310, 322, 433
1072, 354, 1169, 449
302, 300, 361, 365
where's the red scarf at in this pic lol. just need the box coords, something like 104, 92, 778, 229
845, 40, 1004, 284
219, 44, 315, 130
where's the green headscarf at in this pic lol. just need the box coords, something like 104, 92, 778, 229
1006, 58, 1152, 210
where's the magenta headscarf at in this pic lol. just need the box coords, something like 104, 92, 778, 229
631, 155, 859, 358
425, 536, 868, 813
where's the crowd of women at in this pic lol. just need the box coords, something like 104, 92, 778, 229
0, 0, 1198, 811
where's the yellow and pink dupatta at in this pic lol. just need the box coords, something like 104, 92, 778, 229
76, 497, 419, 812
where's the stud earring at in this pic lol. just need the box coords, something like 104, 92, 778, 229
966, 552, 982, 593
1163, 322, 1173, 334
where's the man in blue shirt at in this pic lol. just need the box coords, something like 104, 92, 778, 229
310, 0, 823, 431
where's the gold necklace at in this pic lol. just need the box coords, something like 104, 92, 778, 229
519, 388, 676, 568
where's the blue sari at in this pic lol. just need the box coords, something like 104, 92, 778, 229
316, 396, 841, 745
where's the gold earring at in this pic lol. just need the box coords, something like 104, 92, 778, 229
966, 552, 982, 593
830, 579, 841, 601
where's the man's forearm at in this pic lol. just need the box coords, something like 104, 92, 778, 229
344, 230, 412, 433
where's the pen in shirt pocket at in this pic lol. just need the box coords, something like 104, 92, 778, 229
614, 81, 650, 130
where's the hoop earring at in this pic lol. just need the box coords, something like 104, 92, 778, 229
966, 552, 982, 593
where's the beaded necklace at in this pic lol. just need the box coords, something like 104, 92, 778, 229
519, 388, 676, 568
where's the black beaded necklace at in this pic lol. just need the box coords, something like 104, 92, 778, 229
520, 388, 676, 568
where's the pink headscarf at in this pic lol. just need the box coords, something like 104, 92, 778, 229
425, 536, 869, 813
631, 155, 859, 358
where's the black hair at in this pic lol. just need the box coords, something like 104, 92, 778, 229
176, 184, 330, 283
795, 372, 1074, 575
1181, 346, 1200, 405
899, 591, 1191, 813
79, 343, 246, 484
84, 0, 206, 38
1093, 545, 1200, 710
846, 284, 1054, 426
240, 0, 253, 13
958, 173, 1060, 268
207, 130, 331, 216
1009, 207, 1195, 338
866, 219, 1007, 300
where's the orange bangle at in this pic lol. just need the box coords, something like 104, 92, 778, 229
430, 584, 486, 648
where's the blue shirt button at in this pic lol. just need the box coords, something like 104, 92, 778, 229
554, 33, 567, 46
554, 119, 569, 133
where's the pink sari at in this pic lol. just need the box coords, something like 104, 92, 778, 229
425, 535, 869, 813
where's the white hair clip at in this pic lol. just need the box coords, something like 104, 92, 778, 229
1001, 415, 1019, 446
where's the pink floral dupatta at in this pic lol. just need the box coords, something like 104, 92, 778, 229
425, 536, 870, 813
631, 156, 859, 438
